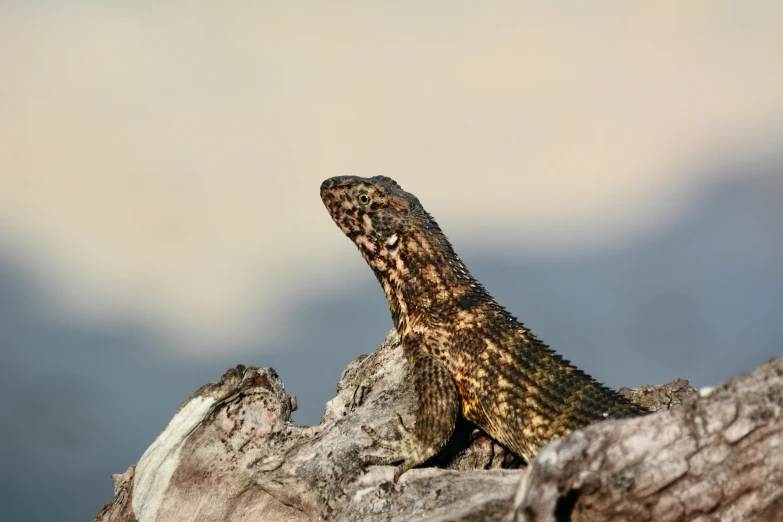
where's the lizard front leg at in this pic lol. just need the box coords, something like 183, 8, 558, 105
360, 340, 459, 482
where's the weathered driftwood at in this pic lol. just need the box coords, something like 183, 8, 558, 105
95, 331, 783, 522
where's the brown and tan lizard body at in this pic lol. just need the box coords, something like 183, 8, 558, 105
320, 175, 648, 482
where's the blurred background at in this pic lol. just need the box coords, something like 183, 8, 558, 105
1, 2, 782, 521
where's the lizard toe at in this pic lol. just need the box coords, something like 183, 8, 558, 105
359, 419, 436, 481
361, 424, 399, 449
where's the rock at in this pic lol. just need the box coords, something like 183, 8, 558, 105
94, 331, 783, 521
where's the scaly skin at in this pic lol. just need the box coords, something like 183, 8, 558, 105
320, 175, 648, 482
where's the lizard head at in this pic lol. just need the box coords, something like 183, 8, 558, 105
320, 175, 421, 266
321, 176, 481, 326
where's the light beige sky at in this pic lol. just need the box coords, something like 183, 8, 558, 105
2, 2, 782, 354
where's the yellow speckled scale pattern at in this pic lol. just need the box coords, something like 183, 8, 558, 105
320, 175, 648, 481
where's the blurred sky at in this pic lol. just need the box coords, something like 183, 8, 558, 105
1, 3, 782, 522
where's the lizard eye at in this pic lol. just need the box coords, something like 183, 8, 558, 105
357, 193, 372, 206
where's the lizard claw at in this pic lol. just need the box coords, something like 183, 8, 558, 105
361, 424, 399, 450
392, 412, 411, 437
345, 355, 375, 412
347, 382, 367, 412
359, 413, 436, 482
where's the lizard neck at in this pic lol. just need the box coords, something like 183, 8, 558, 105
369, 217, 493, 332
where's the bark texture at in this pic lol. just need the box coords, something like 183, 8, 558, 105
95, 331, 782, 522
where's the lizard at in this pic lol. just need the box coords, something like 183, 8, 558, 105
320, 175, 649, 482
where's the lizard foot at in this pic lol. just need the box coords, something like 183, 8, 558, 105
347, 374, 372, 413
360, 413, 436, 482
344, 352, 378, 412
